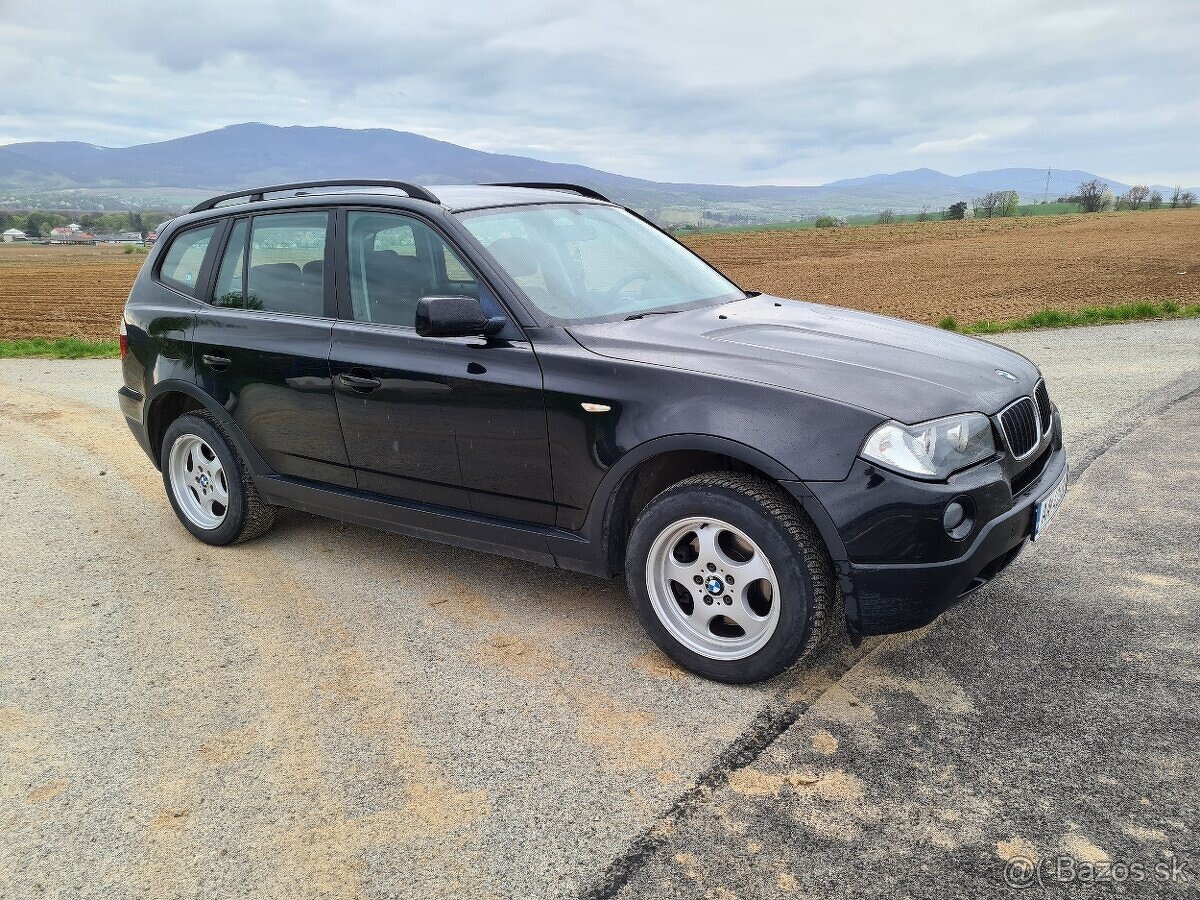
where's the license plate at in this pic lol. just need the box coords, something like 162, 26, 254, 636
1032, 467, 1068, 541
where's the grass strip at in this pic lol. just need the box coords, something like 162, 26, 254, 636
939, 301, 1200, 335
0, 337, 121, 359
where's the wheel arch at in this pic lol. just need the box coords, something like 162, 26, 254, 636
144, 381, 271, 474
586, 434, 805, 577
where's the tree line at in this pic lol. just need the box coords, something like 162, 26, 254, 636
0, 209, 176, 238
1061, 179, 1195, 213
935, 179, 1197, 220
828, 175, 1198, 229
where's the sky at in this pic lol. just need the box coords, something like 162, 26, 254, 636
0, 0, 1196, 186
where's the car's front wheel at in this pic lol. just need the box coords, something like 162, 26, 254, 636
625, 472, 832, 683
161, 412, 275, 546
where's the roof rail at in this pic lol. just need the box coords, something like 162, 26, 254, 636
487, 182, 611, 203
190, 180, 440, 213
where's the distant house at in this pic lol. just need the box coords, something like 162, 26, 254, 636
1, 228, 26, 242
96, 232, 144, 245
49, 226, 96, 244
147, 220, 173, 244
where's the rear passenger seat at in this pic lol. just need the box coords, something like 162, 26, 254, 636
247, 261, 325, 315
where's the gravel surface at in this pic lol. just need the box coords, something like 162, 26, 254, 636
1, 318, 1197, 899
991, 319, 1200, 456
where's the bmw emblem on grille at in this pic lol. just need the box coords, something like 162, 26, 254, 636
995, 369, 1019, 382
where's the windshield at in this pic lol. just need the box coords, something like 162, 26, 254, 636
457, 204, 744, 322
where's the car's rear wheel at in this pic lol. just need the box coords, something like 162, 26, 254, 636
161, 413, 275, 545
625, 472, 832, 683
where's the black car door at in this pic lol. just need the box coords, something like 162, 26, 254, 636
328, 208, 556, 524
192, 209, 354, 487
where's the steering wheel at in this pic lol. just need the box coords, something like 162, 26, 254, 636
607, 271, 655, 301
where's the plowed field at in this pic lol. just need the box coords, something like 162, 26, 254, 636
0, 244, 143, 341
682, 210, 1200, 325
1, 210, 1197, 341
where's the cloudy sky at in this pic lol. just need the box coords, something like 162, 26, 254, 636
1, 0, 1196, 185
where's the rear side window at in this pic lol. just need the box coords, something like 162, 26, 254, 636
211, 212, 330, 316
158, 224, 217, 295
248, 213, 329, 316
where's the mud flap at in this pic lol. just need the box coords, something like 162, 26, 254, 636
836, 562, 864, 646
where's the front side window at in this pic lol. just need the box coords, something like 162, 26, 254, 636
158, 224, 217, 296
457, 204, 743, 323
219, 212, 330, 316
346, 211, 482, 327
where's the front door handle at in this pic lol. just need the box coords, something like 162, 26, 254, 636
338, 372, 382, 392
201, 353, 232, 371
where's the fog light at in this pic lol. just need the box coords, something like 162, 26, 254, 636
943, 501, 966, 531
943, 498, 974, 540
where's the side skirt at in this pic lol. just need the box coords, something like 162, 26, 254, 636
254, 475, 606, 575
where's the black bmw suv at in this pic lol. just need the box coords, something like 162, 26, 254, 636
120, 180, 1067, 683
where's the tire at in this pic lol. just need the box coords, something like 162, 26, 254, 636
625, 472, 832, 683
160, 412, 276, 546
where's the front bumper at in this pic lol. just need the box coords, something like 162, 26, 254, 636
848, 447, 1065, 634
788, 434, 1068, 637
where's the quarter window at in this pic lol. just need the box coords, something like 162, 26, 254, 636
346, 211, 482, 327
158, 224, 217, 296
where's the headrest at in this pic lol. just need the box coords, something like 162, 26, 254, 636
485, 236, 540, 278
251, 262, 301, 276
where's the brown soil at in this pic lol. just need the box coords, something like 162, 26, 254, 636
1, 211, 1197, 341
0, 243, 143, 341
682, 210, 1200, 325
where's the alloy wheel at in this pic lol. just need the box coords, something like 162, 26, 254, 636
168, 434, 229, 530
645, 516, 781, 660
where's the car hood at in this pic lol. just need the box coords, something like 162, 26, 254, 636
566, 295, 1041, 423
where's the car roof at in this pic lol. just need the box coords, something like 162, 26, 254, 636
184, 182, 612, 220
162, 183, 615, 237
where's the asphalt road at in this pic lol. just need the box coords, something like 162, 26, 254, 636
1, 318, 1197, 899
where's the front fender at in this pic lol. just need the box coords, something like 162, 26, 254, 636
533, 330, 884, 531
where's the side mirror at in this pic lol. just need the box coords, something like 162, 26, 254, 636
415, 296, 505, 338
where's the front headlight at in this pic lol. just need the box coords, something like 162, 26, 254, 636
861, 413, 996, 479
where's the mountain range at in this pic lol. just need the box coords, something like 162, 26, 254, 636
0, 123, 1170, 223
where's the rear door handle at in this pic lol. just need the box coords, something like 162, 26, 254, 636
201, 353, 231, 371
338, 372, 382, 392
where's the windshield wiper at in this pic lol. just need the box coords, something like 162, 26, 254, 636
624, 309, 682, 321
